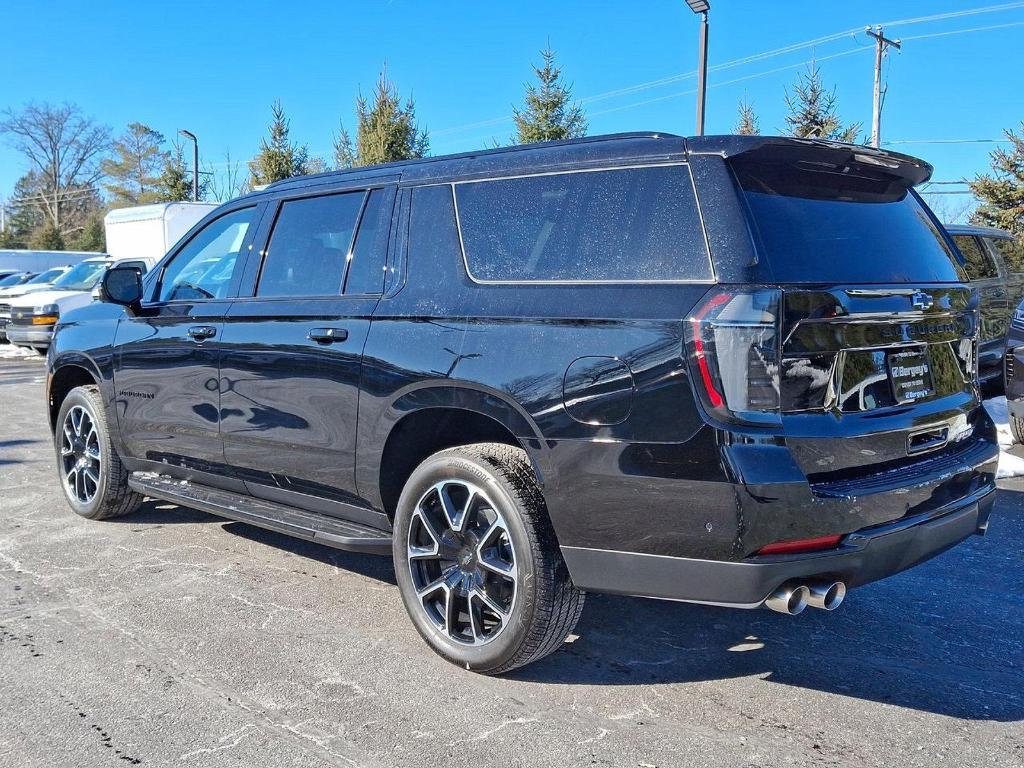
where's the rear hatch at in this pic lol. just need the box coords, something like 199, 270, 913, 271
688, 141, 987, 487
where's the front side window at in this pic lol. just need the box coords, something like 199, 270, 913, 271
987, 236, 1024, 273
952, 235, 998, 280
257, 192, 364, 297
454, 165, 711, 282
159, 207, 254, 301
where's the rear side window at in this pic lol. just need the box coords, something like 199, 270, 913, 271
257, 192, 363, 297
343, 189, 391, 295
454, 165, 711, 282
953, 235, 998, 280
987, 236, 1024, 274
732, 153, 963, 284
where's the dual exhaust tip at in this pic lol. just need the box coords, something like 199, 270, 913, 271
764, 580, 846, 615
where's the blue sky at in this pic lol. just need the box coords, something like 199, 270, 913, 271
2, 0, 1023, 217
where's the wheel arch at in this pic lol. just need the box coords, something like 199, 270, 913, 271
48, 355, 103, 434
369, 383, 548, 521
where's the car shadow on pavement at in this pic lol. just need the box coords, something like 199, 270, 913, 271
220, 521, 398, 585
515, 583, 1024, 722
0, 437, 43, 466
112, 500, 399, 585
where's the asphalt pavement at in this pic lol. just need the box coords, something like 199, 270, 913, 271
1, 355, 1022, 767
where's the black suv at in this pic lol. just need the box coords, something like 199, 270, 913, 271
46, 133, 998, 674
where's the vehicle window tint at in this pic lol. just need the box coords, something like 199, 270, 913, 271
952, 235, 998, 280
344, 189, 390, 295
732, 152, 963, 284
454, 165, 711, 282
258, 192, 363, 297
987, 236, 1024, 274
159, 207, 254, 301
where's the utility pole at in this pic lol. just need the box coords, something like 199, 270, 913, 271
866, 25, 901, 148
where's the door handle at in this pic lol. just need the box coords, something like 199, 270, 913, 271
187, 325, 217, 341
308, 327, 349, 344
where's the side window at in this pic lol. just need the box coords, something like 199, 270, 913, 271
453, 165, 711, 282
953, 235, 998, 280
158, 208, 255, 301
986, 236, 1024, 274
343, 189, 391, 295
257, 192, 363, 297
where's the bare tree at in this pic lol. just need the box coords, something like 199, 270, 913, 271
0, 102, 110, 237
204, 149, 249, 202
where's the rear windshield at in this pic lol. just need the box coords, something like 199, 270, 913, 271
732, 154, 964, 284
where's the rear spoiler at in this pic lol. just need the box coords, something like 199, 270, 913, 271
686, 135, 932, 188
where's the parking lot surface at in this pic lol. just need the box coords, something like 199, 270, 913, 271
1, 355, 1023, 767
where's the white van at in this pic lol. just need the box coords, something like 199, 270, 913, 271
104, 202, 217, 262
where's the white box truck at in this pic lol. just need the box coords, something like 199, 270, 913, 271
104, 202, 217, 262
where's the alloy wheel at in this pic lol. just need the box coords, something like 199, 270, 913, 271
407, 480, 517, 646
61, 405, 101, 504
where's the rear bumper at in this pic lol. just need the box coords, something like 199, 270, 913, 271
562, 485, 995, 607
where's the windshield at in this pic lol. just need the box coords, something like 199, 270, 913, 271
27, 268, 65, 284
51, 261, 109, 291
731, 153, 964, 284
0, 274, 27, 287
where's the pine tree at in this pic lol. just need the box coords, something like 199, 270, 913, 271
72, 211, 106, 252
735, 101, 760, 135
970, 122, 1024, 237
154, 142, 196, 202
101, 122, 168, 206
248, 100, 309, 186
30, 221, 65, 250
4, 172, 46, 247
334, 122, 356, 170
513, 46, 587, 144
784, 63, 860, 143
354, 69, 429, 167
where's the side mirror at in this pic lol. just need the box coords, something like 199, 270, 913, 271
100, 266, 143, 309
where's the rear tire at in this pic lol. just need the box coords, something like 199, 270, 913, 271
54, 385, 143, 520
392, 442, 584, 674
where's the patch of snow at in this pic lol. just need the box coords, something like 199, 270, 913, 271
983, 396, 1024, 479
0, 344, 38, 359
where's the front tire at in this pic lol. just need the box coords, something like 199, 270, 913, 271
393, 443, 584, 674
55, 385, 143, 520
1011, 414, 1024, 445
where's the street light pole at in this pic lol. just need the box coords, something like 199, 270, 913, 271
178, 129, 199, 201
685, 1, 711, 136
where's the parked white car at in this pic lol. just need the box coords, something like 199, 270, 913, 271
4, 257, 150, 352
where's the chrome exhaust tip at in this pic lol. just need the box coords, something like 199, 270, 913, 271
764, 583, 810, 615
805, 580, 846, 611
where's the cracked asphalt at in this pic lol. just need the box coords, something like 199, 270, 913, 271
1, 355, 1023, 767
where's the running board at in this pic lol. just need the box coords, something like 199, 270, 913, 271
128, 473, 392, 555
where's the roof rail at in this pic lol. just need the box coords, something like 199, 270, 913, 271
264, 131, 683, 191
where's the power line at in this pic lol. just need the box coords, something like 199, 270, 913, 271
431, 1, 1024, 141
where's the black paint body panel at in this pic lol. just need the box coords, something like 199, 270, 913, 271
46, 133, 999, 606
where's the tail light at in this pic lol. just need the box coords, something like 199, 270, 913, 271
685, 287, 781, 426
